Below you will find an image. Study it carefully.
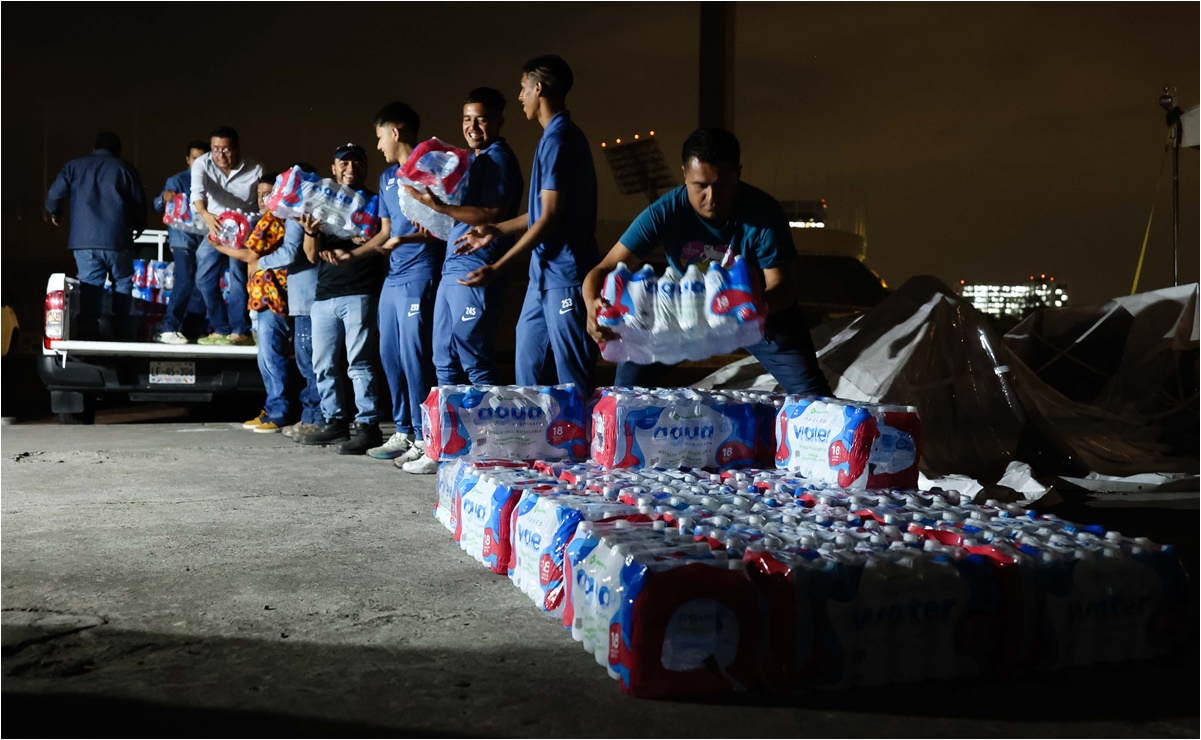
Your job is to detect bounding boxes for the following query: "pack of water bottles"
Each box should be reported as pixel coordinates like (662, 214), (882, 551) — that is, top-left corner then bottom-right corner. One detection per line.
(598, 256), (766, 365)
(132, 259), (171, 304)
(161, 193), (207, 235)
(775, 396), (924, 490)
(263, 165), (381, 240)
(432, 457), (1190, 698)
(211, 210), (255, 248)
(589, 387), (782, 470)
(396, 137), (472, 241)
(421, 384), (588, 463)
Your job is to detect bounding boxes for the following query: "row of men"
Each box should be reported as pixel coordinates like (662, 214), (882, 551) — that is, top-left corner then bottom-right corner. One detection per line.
(46, 54), (832, 474)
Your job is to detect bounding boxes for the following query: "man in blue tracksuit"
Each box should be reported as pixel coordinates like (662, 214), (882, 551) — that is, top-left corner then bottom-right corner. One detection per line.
(405, 87), (524, 387)
(45, 132), (147, 340)
(398, 87), (524, 474)
(153, 140), (210, 344)
(457, 55), (599, 400)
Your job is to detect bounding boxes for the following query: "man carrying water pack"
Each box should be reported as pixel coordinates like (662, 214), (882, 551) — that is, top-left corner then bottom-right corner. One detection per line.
(582, 128), (832, 396)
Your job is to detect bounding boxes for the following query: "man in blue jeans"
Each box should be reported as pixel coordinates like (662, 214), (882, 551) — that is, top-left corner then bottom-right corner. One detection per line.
(45, 132), (147, 340)
(153, 140), (210, 344)
(295, 144), (385, 454)
(212, 174), (304, 434)
(319, 103), (445, 465)
(190, 126), (262, 346)
(583, 128), (832, 397)
(250, 163), (323, 437)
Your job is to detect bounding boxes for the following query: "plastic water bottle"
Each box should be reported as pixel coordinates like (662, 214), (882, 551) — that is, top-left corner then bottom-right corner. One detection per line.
(678, 263), (706, 337)
(627, 265), (657, 331)
(704, 261), (739, 348)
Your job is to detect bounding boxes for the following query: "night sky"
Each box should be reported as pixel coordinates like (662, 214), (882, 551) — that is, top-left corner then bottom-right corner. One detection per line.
(3, 2), (1196, 307)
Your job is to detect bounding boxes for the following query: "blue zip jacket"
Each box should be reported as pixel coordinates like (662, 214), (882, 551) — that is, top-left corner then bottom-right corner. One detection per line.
(153, 168), (203, 249)
(45, 149), (147, 250)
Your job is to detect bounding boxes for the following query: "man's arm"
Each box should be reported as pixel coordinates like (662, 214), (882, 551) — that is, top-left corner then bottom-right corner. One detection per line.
(457, 190), (559, 286)
(760, 263), (797, 314)
(258, 220), (304, 271)
(189, 157), (220, 236)
(299, 214), (324, 264)
(44, 166), (70, 225)
(152, 177), (171, 214)
(127, 167), (147, 235)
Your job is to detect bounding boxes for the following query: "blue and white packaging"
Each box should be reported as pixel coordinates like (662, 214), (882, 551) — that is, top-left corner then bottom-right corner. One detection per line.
(458, 470), (561, 574)
(590, 389), (763, 470)
(775, 397), (923, 490)
(510, 491), (590, 614)
(423, 385), (588, 462)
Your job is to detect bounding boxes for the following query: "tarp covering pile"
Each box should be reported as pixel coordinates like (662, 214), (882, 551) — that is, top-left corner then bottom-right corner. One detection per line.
(697, 277), (1199, 490)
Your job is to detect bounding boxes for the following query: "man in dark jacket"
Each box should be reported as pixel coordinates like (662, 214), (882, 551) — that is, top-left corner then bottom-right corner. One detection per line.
(45, 131), (147, 339)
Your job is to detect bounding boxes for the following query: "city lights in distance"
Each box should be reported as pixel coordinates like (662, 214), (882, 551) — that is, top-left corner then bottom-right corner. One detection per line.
(789, 220), (825, 228)
(960, 275), (1070, 319)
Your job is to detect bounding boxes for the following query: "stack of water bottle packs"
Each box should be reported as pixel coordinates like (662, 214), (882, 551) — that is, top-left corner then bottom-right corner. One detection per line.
(598, 257), (767, 365)
(424, 385), (1191, 698)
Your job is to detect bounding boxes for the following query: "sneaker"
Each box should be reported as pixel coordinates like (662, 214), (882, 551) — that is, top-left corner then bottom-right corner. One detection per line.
(155, 331), (189, 345)
(366, 431), (415, 459)
(226, 333), (256, 346)
(295, 421), (350, 446)
(253, 421), (282, 434)
(197, 333), (229, 346)
(401, 452), (439, 475)
(392, 441), (428, 467)
(285, 422), (321, 440)
(243, 410), (268, 429)
(339, 422), (383, 455)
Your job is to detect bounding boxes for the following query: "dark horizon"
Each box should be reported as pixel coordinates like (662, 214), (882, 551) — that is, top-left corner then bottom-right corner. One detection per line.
(3, 2), (1197, 308)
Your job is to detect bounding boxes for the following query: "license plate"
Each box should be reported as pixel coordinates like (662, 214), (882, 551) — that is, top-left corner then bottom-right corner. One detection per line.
(150, 361), (196, 385)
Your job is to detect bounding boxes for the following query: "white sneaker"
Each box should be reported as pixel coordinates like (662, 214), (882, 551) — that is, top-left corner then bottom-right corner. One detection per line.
(367, 431), (415, 459)
(155, 331), (189, 345)
(392, 441), (427, 467)
(401, 452), (439, 475)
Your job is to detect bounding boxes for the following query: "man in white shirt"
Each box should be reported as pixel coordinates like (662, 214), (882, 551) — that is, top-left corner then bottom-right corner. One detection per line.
(190, 126), (262, 346)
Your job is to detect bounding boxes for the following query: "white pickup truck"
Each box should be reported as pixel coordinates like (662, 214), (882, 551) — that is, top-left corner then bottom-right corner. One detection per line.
(38, 230), (262, 423)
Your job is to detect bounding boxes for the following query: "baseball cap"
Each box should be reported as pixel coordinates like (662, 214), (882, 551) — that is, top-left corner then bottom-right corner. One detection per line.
(333, 143), (367, 161)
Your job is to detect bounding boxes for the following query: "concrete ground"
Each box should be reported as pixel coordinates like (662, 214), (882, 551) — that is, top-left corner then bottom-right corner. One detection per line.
(2, 418), (1198, 737)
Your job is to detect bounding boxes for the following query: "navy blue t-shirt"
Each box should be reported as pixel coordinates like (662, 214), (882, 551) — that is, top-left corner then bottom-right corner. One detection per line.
(526, 111), (599, 290)
(378, 163), (445, 286)
(619, 183), (796, 273)
(443, 139), (524, 284)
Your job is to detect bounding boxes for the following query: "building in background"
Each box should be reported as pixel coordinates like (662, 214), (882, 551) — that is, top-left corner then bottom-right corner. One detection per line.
(959, 274), (1070, 320)
(779, 198), (889, 325)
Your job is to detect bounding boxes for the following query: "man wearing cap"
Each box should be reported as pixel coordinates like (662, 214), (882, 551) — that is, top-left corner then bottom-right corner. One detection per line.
(190, 125), (262, 346)
(45, 131), (147, 340)
(294, 143), (385, 454)
(318, 103), (445, 466)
